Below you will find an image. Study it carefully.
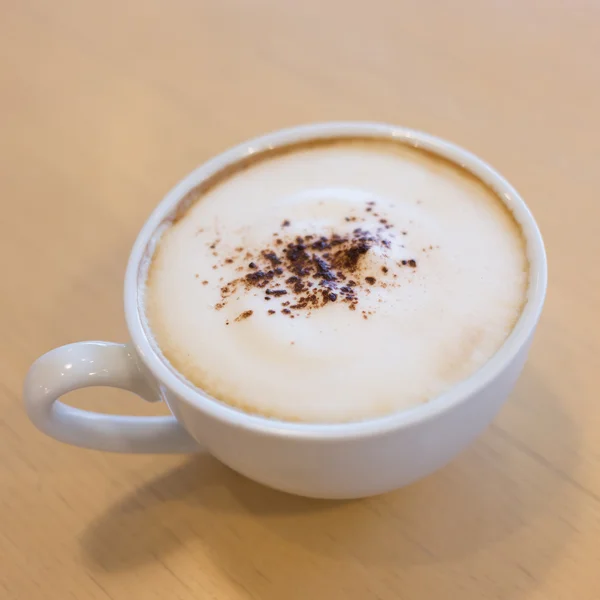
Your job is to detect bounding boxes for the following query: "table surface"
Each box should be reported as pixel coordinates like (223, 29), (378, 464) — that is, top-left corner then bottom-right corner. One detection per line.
(2, 1), (600, 598)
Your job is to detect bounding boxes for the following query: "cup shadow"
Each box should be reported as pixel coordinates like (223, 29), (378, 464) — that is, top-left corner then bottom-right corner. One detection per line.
(81, 369), (579, 599)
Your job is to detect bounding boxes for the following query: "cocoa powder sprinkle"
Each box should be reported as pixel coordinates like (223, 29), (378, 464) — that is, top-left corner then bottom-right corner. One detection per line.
(235, 310), (253, 321)
(211, 208), (422, 321)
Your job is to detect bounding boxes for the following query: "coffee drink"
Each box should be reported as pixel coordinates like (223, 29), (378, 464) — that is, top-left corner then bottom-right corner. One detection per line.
(144, 138), (528, 423)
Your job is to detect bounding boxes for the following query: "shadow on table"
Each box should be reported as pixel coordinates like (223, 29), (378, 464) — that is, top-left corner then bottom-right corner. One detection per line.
(81, 370), (579, 599)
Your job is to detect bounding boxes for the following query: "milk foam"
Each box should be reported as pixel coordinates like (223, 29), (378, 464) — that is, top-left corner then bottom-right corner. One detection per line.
(145, 139), (528, 422)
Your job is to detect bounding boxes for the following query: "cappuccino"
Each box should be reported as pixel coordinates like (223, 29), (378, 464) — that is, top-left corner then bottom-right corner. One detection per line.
(144, 138), (528, 422)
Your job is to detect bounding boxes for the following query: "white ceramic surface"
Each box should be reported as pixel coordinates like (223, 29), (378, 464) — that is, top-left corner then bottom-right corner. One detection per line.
(23, 122), (547, 499)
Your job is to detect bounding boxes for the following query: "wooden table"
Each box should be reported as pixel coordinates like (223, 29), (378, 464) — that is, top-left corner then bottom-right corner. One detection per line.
(2, 1), (599, 598)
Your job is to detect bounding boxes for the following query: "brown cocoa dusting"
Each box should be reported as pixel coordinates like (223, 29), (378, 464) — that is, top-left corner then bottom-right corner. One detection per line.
(246, 270), (266, 282)
(235, 310), (253, 322)
(202, 280), (208, 285)
(268, 309), (275, 315)
(263, 250), (282, 266)
(408, 259), (417, 268)
(212, 207), (417, 320)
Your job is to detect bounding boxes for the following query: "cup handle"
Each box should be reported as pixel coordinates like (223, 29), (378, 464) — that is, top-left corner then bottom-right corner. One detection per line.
(24, 341), (200, 453)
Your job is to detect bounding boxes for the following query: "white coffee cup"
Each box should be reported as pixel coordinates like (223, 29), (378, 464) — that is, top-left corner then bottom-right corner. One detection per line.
(23, 122), (547, 499)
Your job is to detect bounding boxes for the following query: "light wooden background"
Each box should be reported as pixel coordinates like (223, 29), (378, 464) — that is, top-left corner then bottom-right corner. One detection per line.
(2, 1), (600, 598)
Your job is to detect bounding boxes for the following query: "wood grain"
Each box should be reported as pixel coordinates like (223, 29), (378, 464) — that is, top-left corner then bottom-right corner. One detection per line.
(1, 1), (599, 598)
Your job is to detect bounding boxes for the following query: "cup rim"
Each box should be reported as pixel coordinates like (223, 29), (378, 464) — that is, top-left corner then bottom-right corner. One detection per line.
(125, 121), (547, 440)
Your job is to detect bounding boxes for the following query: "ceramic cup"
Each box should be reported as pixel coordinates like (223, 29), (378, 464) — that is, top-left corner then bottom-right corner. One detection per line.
(24, 122), (547, 499)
